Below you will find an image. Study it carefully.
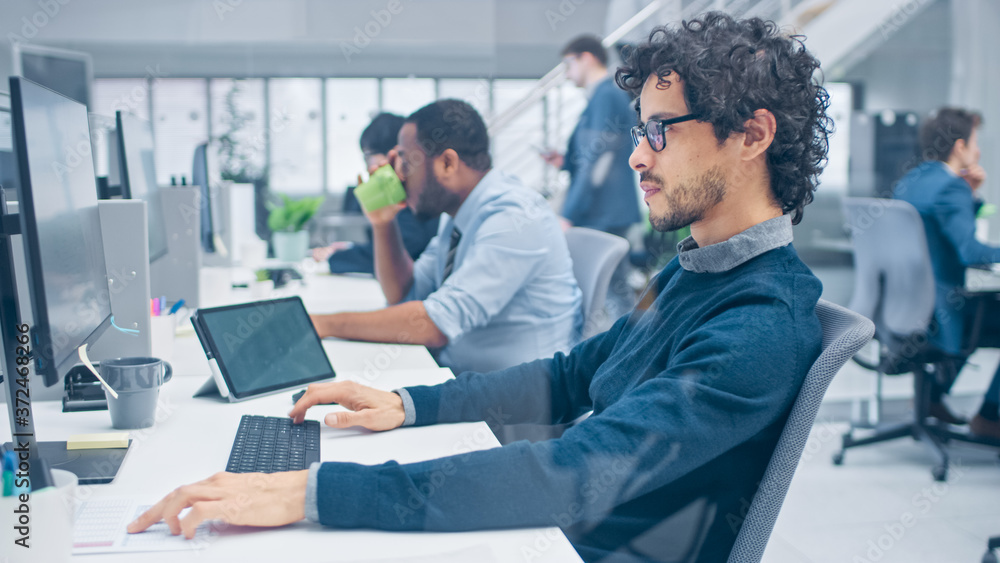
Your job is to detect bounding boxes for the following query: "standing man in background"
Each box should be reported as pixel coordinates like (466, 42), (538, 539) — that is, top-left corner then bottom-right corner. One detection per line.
(542, 35), (640, 237)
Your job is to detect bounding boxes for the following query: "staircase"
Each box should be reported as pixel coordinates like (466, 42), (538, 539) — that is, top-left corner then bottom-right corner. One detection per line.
(489, 0), (938, 199)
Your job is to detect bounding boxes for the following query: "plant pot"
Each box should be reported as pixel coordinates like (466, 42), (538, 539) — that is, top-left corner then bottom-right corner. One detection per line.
(272, 231), (309, 262)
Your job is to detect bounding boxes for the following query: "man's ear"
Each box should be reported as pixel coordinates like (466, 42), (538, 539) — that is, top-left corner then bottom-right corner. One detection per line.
(741, 109), (777, 162)
(952, 138), (968, 159)
(436, 148), (461, 178)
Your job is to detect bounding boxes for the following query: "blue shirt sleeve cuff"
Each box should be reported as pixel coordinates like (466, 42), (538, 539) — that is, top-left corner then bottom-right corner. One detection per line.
(422, 294), (463, 342)
(393, 389), (416, 427)
(305, 461), (321, 523)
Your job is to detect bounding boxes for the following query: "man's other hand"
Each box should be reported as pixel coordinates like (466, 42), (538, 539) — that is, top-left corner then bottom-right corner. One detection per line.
(961, 164), (987, 191)
(540, 150), (564, 169)
(289, 380), (406, 431)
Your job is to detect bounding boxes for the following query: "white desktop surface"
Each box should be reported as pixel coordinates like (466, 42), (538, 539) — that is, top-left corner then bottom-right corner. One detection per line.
(5, 270), (582, 562)
(3, 373), (582, 562)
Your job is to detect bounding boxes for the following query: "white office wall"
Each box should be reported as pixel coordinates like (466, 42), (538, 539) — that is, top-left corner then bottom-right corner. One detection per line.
(950, 0), (1000, 240)
(839, 0), (951, 114)
(0, 0), (610, 79)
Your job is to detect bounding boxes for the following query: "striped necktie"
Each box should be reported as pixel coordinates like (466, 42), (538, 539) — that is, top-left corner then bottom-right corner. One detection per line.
(442, 226), (462, 281)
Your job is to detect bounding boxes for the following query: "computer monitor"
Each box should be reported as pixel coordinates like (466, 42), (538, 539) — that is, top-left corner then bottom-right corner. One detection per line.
(0, 94), (16, 202)
(8, 76), (112, 386)
(192, 143), (216, 253)
(116, 111), (169, 262)
(88, 112), (121, 198)
(12, 43), (93, 109)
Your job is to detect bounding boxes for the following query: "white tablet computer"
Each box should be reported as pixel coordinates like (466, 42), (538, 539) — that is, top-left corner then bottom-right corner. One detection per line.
(190, 296), (336, 402)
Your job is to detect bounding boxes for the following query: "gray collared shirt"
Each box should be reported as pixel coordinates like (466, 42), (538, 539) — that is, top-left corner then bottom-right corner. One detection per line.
(676, 214), (794, 274)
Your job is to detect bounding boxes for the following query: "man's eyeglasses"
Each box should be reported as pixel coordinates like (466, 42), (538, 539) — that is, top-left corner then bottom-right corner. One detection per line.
(630, 114), (698, 152)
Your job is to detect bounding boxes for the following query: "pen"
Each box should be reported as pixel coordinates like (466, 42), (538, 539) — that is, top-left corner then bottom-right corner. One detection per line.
(2, 452), (13, 496)
(151, 298), (160, 317)
(168, 299), (185, 315)
(159, 296), (166, 313)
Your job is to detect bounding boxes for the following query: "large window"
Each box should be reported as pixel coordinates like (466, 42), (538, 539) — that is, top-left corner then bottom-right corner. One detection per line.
(92, 79), (153, 179)
(493, 79), (545, 192)
(326, 78), (379, 192)
(151, 79), (208, 185)
(438, 78), (492, 119)
(268, 78), (323, 195)
(95, 75), (577, 198)
(92, 78), (151, 120)
(382, 77), (435, 117)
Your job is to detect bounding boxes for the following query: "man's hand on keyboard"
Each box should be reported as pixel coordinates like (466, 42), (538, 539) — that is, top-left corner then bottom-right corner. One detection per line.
(127, 470), (309, 539)
(289, 381), (405, 432)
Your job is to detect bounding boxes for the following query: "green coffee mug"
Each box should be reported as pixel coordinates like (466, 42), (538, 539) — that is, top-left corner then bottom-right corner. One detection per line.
(354, 164), (406, 212)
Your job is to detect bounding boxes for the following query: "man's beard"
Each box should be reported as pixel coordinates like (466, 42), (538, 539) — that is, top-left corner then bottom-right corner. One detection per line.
(646, 166), (727, 233)
(412, 168), (461, 221)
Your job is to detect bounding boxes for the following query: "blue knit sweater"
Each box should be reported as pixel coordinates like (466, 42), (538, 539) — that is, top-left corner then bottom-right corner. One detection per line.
(310, 216), (822, 562)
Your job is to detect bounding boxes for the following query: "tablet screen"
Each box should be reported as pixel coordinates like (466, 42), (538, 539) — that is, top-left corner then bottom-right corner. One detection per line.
(195, 297), (335, 399)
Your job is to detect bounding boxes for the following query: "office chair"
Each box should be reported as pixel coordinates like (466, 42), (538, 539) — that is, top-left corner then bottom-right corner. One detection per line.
(565, 227), (630, 339)
(984, 535), (1000, 563)
(834, 198), (996, 481)
(727, 300), (874, 563)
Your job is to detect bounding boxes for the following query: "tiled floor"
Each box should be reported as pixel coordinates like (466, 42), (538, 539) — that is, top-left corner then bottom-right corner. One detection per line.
(764, 349), (1000, 562)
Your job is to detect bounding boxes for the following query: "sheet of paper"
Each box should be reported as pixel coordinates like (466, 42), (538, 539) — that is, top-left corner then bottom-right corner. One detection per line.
(73, 498), (215, 554)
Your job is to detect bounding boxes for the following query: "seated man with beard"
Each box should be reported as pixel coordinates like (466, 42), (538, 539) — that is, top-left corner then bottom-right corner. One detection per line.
(310, 99), (582, 375)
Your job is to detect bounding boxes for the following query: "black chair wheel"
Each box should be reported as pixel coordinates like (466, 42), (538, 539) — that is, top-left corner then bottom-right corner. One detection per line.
(832, 451), (844, 465)
(932, 465), (947, 482)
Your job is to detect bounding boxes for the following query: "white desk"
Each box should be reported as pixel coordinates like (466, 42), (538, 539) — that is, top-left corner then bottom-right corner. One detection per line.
(3, 271), (583, 562)
(3, 372), (582, 562)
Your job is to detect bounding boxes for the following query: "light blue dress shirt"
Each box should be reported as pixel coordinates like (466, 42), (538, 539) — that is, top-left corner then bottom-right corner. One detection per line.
(404, 169), (583, 375)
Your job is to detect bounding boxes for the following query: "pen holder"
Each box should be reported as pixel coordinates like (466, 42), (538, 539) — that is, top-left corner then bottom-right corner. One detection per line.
(149, 315), (176, 364)
(0, 468), (77, 562)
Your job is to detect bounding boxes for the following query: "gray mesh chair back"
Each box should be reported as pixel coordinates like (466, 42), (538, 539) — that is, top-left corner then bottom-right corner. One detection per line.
(565, 227), (630, 339)
(726, 300), (874, 563)
(842, 197), (935, 338)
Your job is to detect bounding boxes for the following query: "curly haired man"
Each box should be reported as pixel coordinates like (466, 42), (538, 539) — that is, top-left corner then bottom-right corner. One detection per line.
(131, 13), (833, 563)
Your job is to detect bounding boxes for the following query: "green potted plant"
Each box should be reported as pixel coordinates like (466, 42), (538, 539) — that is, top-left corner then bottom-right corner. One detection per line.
(267, 194), (325, 262)
(215, 80), (270, 242)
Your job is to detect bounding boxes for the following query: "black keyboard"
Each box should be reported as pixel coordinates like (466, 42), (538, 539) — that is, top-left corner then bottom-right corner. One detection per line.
(226, 415), (320, 473)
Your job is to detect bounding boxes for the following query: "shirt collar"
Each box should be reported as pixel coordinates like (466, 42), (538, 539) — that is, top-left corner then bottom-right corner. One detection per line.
(676, 214), (793, 273)
(451, 168), (500, 234)
(933, 160), (959, 178)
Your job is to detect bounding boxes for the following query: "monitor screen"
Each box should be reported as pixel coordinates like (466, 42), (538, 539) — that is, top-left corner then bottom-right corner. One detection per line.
(9, 77), (111, 385)
(0, 99), (16, 200)
(117, 112), (169, 262)
(16, 46), (92, 108)
(192, 143), (215, 253)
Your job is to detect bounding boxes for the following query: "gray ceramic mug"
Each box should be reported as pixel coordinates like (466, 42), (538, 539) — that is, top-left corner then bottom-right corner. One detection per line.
(100, 357), (173, 429)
